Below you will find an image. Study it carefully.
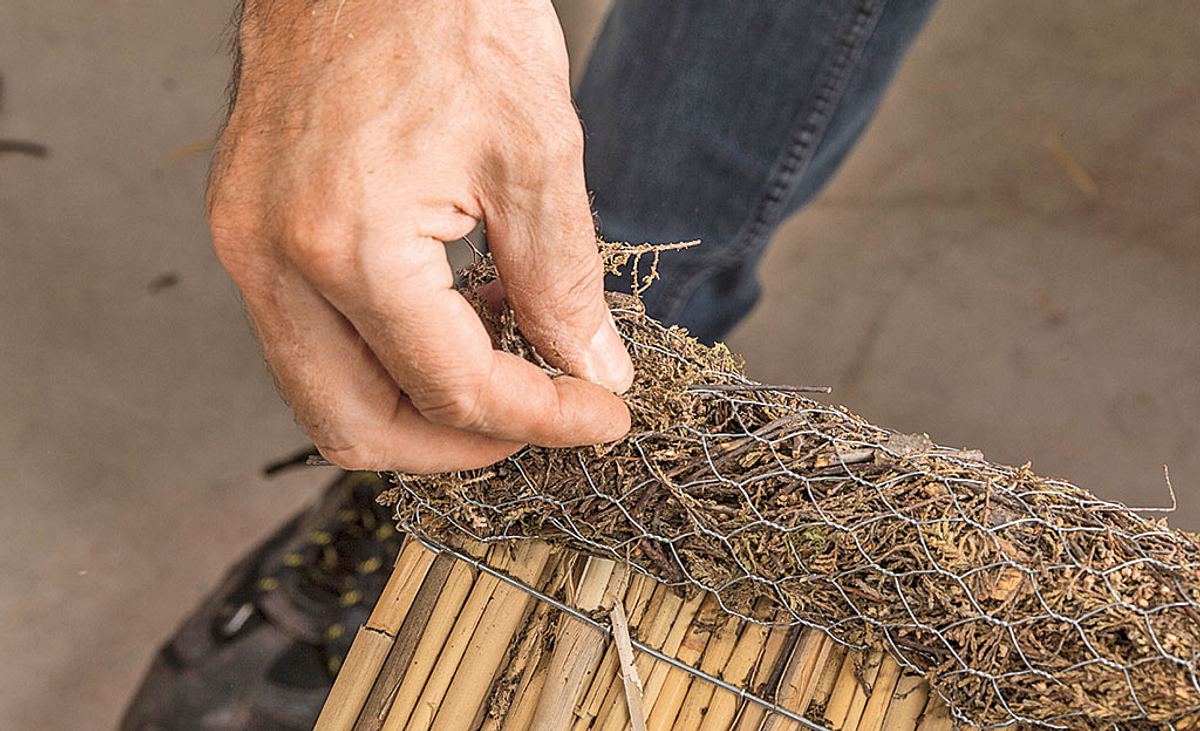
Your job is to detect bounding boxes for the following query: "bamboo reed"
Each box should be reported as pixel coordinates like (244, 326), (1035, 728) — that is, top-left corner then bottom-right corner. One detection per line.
(827, 651), (883, 730)
(645, 594), (724, 730)
(603, 590), (705, 731)
(480, 557), (573, 730)
(573, 638), (619, 731)
(354, 554), (456, 730)
(773, 641), (847, 731)
(529, 557), (618, 730)
(499, 644), (552, 731)
(403, 544), (518, 730)
(316, 628), (395, 731)
(915, 696), (955, 731)
(857, 657), (903, 731)
(574, 575), (655, 731)
(318, 537), (954, 731)
(695, 616), (769, 731)
(315, 539), (434, 731)
(368, 540), (437, 634)
(608, 602), (648, 731)
(730, 626), (794, 731)
(380, 559), (477, 730)
(880, 672), (931, 731)
(591, 585), (686, 731)
(761, 630), (833, 731)
(430, 541), (553, 731)
(822, 651), (859, 728)
(672, 613), (743, 728)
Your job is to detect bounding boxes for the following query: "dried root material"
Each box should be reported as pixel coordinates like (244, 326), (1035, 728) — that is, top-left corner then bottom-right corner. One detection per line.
(382, 247), (1200, 729)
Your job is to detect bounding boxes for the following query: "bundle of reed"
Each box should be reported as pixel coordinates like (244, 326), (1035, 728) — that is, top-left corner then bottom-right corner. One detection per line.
(315, 534), (951, 731)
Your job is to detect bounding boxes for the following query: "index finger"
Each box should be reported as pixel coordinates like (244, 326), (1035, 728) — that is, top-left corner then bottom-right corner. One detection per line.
(301, 234), (632, 447)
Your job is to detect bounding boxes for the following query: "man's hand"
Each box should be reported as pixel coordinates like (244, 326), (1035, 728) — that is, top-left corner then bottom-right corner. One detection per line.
(207, 0), (633, 473)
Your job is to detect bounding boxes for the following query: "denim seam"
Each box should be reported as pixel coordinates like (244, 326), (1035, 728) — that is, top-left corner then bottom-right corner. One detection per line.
(660, 0), (890, 321)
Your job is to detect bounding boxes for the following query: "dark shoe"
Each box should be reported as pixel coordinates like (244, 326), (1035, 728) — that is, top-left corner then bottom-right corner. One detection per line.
(121, 467), (400, 731)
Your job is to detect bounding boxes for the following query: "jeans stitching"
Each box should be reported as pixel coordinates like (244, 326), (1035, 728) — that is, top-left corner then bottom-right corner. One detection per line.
(660, 0), (891, 321)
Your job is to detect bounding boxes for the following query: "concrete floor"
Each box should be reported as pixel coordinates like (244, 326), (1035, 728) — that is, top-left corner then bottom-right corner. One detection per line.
(1, 1), (1197, 728)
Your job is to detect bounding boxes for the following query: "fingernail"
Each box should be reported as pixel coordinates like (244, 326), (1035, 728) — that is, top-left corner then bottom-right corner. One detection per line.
(583, 313), (635, 394)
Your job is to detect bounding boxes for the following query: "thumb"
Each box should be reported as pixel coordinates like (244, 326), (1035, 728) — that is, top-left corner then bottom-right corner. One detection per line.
(481, 146), (633, 394)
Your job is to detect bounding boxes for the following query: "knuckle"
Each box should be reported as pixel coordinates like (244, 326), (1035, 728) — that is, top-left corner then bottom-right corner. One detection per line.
(539, 254), (604, 324)
(416, 379), (489, 432)
(207, 198), (260, 280)
(310, 420), (386, 470)
(303, 396), (402, 472)
(315, 441), (382, 471)
(489, 114), (583, 194)
(280, 209), (351, 277)
(539, 119), (584, 164)
(207, 216), (239, 264)
(211, 183), (355, 281)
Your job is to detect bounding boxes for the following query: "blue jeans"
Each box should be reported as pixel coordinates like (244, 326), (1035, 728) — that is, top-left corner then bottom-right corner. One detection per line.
(578, 0), (936, 343)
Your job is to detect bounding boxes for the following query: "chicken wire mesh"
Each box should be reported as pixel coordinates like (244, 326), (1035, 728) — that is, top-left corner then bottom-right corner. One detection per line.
(379, 247), (1200, 730)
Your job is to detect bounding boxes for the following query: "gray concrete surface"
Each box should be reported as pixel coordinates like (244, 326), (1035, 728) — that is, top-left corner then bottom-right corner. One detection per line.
(1, 1), (1197, 728)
